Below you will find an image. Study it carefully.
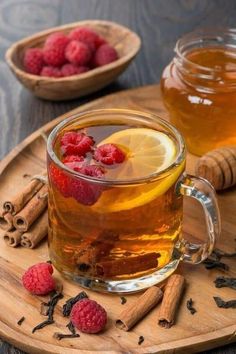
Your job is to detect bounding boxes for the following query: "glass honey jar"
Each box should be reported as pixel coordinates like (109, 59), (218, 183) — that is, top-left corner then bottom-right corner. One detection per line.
(161, 28), (236, 156)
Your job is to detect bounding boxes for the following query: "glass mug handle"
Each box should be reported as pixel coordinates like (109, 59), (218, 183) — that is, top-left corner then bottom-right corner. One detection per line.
(176, 173), (221, 264)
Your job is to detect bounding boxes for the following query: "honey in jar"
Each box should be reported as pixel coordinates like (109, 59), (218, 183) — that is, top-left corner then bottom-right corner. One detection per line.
(161, 29), (236, 156)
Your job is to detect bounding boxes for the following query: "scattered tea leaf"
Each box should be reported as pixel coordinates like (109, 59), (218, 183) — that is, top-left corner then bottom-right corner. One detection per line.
(32, 319), (55, 333)
(213, 249), (236, 260)
(32, 291), (63, 333)
(138, 335), (144, 345)
(66, 321), (76, 335)
(53, 332), (80, 340)
(214, 276), (236, 290)
(186, 298), (197, 315)
(213, 296), (236, 309)
(17, 316), (25, 326)
(62, 291), (88, 317)
(120, 296), (127, 305)
(203, 258), (229, 270)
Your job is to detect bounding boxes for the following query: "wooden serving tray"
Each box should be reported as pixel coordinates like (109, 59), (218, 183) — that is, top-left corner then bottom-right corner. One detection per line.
(0, 85), (235, 354)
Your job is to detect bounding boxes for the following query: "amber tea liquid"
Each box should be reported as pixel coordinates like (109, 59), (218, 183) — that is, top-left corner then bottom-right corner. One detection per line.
(48, 122), (184, 282)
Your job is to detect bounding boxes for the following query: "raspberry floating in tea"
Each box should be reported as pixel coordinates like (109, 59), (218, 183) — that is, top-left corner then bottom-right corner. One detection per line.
(94, 143), (126, 165)
(60, 131), (94, 156)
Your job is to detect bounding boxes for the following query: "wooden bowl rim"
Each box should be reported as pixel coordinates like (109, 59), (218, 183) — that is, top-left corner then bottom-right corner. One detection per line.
(5, 20), (141, 83)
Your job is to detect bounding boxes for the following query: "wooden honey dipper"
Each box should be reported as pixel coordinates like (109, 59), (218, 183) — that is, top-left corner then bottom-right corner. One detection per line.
(195, 146), (236, 191)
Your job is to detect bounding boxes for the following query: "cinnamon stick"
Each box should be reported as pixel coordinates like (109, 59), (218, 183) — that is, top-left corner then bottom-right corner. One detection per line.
(116, 286), (163, 331)
(0, 212), (13, 231)
(13, 185), (48, 232)
(3, 171), (47, 215)
(21, 211), (48, 248)
(96, 252), (160, 277)
(3, 229), (23, 247)
(157, 274), (185, 328)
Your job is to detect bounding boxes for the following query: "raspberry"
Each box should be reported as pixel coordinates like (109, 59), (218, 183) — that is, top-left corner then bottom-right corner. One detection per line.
(49, 163), (71, 197)
(78, 165), (105, 177)
(40, 66), (62, 78)
(94, 143), (125, 165)
(23, 48), (44, 75)
(22, 262), (55, 295)
(61, 63), (89, 77)
(61, 131), (94, 156)
(63, 155), (84, 163)
(44, 32), (69, 49)
(70, 298), (107, 333)
(68, 27), (105, 51)
(93, 44), (118, 67)
(43, 44), (67, 67)
(70, 165), (104, 205)
(65, 40), (92, 66)
(63, 155), (84, 171)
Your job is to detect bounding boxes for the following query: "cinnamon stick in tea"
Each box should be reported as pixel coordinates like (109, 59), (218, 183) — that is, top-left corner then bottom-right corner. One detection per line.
(3, 229), (23, 247)
(21, 211), (48, 248)
(158, 274), (185, 328)
(116, 286), (163, 331)
(96, 252), (160, 277)
(3, 171), (47, 215)
(13, 185), (48, 232)
(0, 212), (13, 231)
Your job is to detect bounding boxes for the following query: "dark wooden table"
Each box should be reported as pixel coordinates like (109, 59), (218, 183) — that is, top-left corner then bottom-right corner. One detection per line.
(0, 0), (236, 353)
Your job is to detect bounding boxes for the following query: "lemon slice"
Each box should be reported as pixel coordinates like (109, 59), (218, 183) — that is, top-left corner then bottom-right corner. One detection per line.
(98, 128), (177, 179)
(92, 128), (183, 212)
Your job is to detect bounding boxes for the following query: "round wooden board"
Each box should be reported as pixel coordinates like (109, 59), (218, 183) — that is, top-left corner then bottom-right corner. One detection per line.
(0, 85), (235, 354)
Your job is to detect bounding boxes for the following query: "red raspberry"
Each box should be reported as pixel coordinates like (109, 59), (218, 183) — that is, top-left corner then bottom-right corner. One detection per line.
(49, 163), (71, 197)
(70, 299), (107, 333)
(43, 44), (67, 67)
(61, 63), (89, 77)
(23, 48), (44, 75)
(22, 262), (55, 295)
(70, 165), (104, 205)
(61, 131), (94, 156)
(68, 27), (105, 51)
(65, 40), (92, 66)
(78, 165), (105, 177)
(63, 155), (84, 171)
(40, 66), (62, 78)
(93, 44), (118, 67)
(94, 143), (125, 165)
(63, 155), (84, 163)
(44, 32), (69, 48)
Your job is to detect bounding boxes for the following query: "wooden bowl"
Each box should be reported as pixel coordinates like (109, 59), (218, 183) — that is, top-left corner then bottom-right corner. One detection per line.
(5, 20), (141, 101)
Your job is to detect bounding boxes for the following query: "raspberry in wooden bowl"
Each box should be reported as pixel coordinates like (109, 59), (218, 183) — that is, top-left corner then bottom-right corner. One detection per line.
(5, 20), (141, 101)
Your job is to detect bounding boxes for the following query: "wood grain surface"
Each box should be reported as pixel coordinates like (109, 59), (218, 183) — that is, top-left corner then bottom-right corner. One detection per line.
(1, 1), (236, 353)
(0, 84), (236, 354)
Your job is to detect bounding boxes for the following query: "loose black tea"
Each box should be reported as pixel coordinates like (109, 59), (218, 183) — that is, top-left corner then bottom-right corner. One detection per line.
(17, 316), (25, 326)
(32, 319), (54, 333)
(66, 321), (76, 335)
(62, 291), (88, 317)
(214, 276), (236, 290)
(53, 332), (80, 340)
(32, 291), (63, 333)
(186, 298), (197, 315)
(203, 258), (229, 271)
(213, 296), (236, 309)
(120, 296), (127, 305)
(213, 249), (236, 260)
(138, 336), (144, 345)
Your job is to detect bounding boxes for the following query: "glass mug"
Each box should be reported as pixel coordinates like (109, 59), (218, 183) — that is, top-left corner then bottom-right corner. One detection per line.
(47, 109), (220, 293)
